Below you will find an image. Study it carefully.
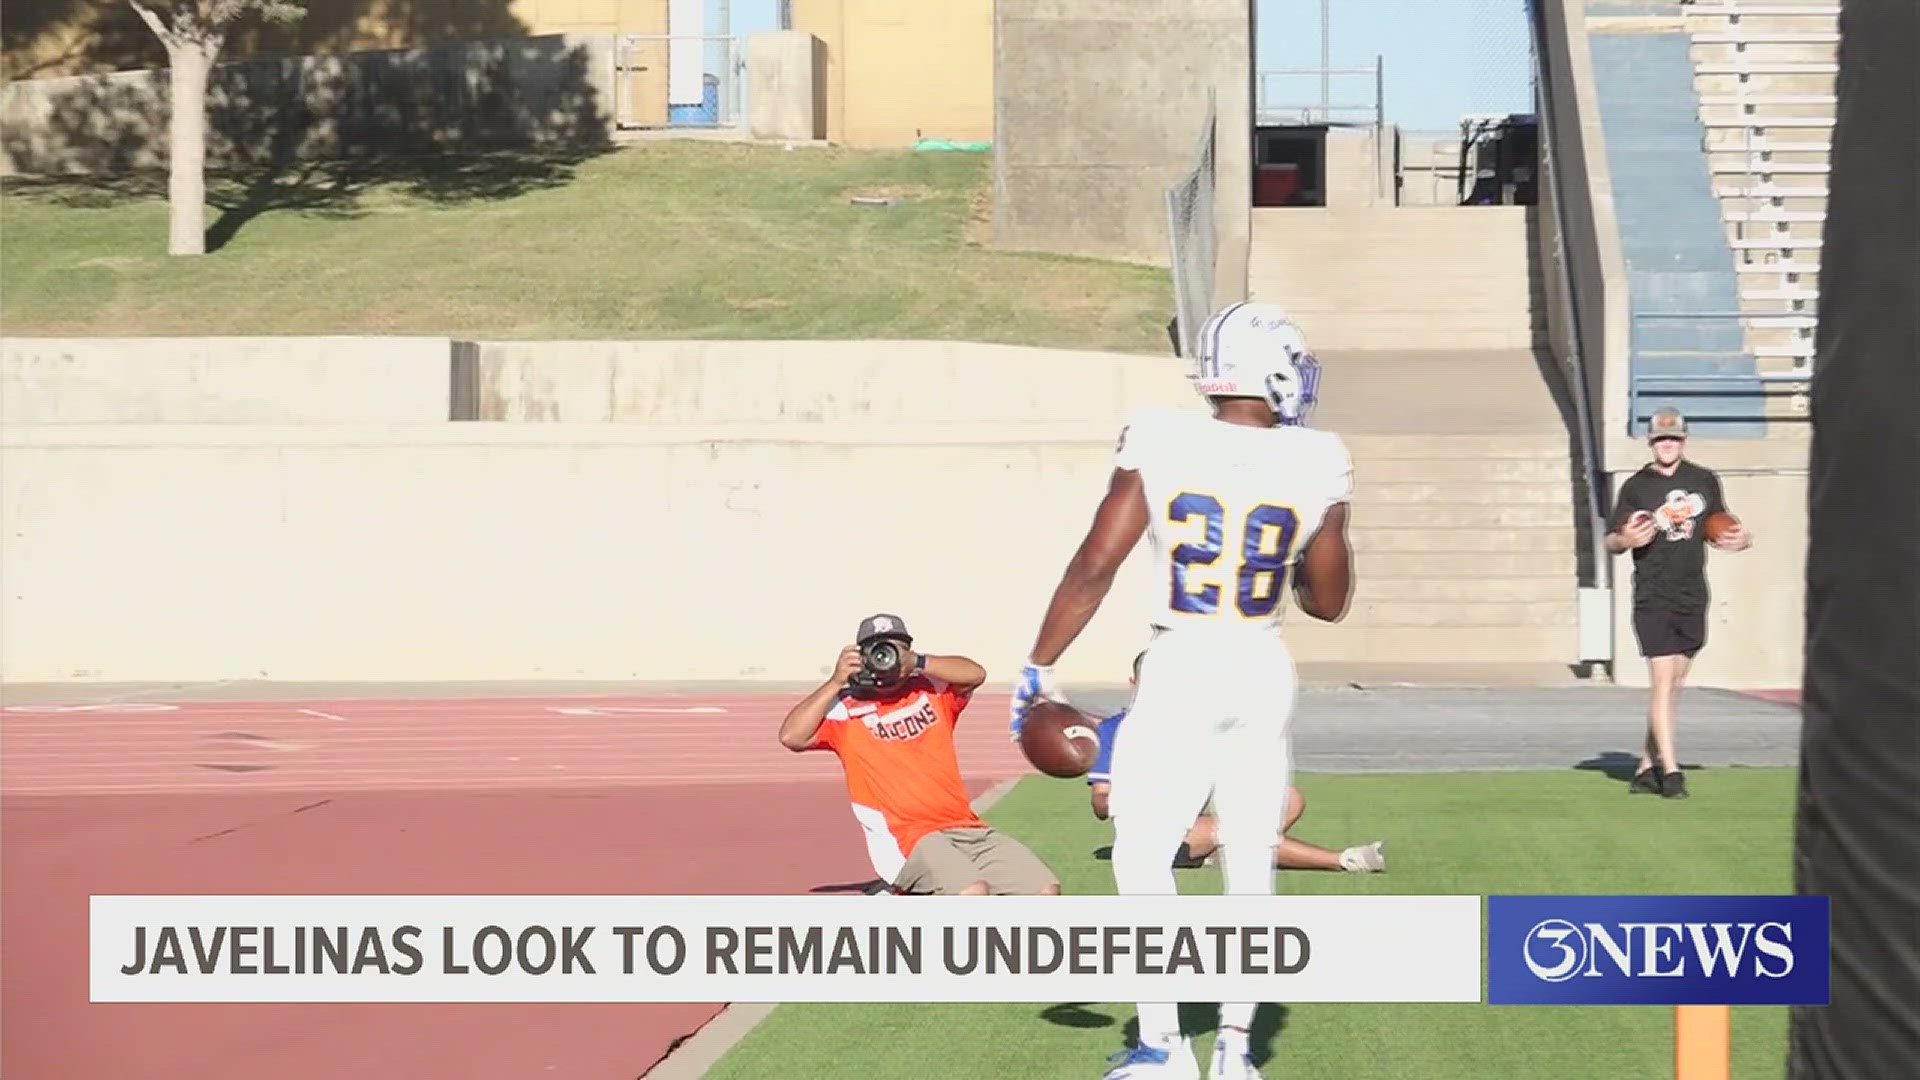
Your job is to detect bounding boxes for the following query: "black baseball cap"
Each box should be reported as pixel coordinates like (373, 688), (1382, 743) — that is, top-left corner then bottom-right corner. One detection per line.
(856, 614), (912, 646)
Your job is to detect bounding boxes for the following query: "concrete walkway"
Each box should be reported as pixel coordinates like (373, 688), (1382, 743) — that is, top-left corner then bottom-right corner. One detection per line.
(1069, 684), (1802, 773)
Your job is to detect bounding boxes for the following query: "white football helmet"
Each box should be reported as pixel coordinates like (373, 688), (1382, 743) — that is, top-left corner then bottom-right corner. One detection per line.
(1191, 301), (1322, 425)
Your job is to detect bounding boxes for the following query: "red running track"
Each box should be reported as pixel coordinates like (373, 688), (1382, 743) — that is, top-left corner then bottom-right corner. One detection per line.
(0, 691), (1030, 1079)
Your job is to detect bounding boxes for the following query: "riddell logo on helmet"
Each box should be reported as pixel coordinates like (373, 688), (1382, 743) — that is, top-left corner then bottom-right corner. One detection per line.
(1193, 380), (1236, 394)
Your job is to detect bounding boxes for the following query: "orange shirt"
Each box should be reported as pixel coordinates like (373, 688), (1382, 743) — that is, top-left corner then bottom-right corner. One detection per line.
(805, 675), (984, 882)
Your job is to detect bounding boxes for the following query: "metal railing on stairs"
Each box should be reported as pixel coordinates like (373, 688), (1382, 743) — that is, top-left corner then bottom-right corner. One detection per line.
(1529, 1), (1612, 666)
(1255, 58), (1388, 203)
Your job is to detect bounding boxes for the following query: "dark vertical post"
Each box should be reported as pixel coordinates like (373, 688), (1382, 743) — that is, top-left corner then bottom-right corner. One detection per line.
(1788, 0), (1920, 1076)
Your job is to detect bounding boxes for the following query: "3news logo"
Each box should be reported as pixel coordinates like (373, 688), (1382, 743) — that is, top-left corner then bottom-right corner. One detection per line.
(1487, 895), (1830, 1006)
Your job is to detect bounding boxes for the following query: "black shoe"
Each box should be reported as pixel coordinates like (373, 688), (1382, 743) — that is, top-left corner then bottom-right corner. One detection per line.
(1629, 767), (1663, 795)
(1661, 770), (1690, 799)
(1171, 842), (1208, 870)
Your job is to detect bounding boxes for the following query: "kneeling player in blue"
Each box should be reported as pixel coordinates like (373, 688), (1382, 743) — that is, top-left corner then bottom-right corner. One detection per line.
(1088, 652), (1386, 874)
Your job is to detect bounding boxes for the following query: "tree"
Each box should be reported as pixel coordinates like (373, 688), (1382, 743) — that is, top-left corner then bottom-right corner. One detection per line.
(128, 1), (305, 256)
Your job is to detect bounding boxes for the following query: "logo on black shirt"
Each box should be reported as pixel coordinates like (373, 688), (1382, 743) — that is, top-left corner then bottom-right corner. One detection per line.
(1654, 489), (1707, 542)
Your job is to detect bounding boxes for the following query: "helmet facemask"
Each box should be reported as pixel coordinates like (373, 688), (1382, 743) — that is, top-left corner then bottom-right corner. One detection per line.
(1263, 350), (1321, 426)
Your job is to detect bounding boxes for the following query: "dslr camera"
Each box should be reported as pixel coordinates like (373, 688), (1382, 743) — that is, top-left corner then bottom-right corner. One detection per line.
(851, 638), (905, 690)
(847, 613), (914, 695)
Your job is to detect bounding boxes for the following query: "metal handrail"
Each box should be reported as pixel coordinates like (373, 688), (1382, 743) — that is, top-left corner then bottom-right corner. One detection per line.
(1634, 310), (1819, 320)
(1255, 62), (1385, 129)
(1528, 7), (1610, 602)
(1255, 58), (1387, 201)
(1634, 374), (1811, 383)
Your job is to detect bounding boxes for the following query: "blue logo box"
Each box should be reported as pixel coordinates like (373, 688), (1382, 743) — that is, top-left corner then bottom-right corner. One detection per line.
(1487, 895), (1830, 1006)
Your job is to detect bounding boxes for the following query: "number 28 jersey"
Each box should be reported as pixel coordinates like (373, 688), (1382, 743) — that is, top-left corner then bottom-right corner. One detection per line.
(1114, 407), (1353, 635)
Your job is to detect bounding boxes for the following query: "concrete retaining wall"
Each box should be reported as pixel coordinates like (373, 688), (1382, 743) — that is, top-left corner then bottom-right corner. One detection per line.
(2, 337), (1188, 425)
(468, 340), (1191, 423)
(1, 34), (615, 176)
(1, 423), (1165, 684)
(3, 422), (1807, 688)
(992, 0), (1252, 301)
(1, 337), (459, 423)
(2, 336), (1193, 684)
(1538, 0), (1630, 455)
(2, 328), (1810, 688)
(745, 32), (824, 142)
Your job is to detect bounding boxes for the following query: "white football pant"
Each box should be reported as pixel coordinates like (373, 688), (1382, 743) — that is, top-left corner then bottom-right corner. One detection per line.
(1107, 627), (1298, 1047)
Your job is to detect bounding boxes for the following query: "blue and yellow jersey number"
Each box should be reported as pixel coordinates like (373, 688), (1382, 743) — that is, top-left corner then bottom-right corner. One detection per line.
(1164, 491), (1302, 619)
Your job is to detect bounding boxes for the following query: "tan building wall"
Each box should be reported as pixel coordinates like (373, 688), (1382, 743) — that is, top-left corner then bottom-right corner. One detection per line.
(3, 0), (662, 81)
(788, 0), (992, 147)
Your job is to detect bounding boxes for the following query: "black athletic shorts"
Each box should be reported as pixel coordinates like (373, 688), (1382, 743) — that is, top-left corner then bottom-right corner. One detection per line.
(1633, 606), (1707, 659)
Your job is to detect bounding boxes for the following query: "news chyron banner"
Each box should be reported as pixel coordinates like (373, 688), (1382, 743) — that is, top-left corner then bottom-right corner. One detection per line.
(1487, 895), (1831, 1007)
(90, 894), (1832, 1007)
(92, 895), (1481, 1004)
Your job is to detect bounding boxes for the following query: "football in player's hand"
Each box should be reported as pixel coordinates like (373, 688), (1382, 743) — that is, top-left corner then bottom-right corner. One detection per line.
(1019, 701), (1101, 779)
(1704, 511), (1740, 545)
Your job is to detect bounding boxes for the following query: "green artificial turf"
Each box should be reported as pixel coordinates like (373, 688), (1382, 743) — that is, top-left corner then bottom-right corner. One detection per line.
(706, 767), (1794, 1079)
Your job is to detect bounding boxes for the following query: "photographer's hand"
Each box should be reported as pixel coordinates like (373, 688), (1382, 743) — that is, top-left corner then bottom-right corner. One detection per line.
(777, 646), (862, 752)
(834, 645), (864, 685)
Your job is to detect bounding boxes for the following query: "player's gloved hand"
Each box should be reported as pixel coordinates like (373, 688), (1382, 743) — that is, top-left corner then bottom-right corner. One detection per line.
(1009, 662), (1067, 742)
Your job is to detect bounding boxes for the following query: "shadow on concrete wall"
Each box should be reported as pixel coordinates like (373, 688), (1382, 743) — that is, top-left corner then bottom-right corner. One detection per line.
(1519, 203), (1608, 590)
(3, 0), (537, 81)
(2, 31), (615, 250)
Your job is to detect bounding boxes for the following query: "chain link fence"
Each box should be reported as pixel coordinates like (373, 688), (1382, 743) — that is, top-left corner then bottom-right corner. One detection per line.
(1164, 88), (1218, 360)
(1423, 1), (1541, 205)
(1465, 0), (1539, 120)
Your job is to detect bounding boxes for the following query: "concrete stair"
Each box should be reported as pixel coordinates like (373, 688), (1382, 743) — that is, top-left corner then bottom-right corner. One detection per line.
(1307, 349), (1565, 436)
(1244, 130), (1575, 670)
(1281, 419), (1577, 668)
(1685, 1), (1837, 384)
(1247, 206), (1545, 351)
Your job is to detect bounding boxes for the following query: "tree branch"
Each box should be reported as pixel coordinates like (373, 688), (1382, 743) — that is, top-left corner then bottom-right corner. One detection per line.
(126, 1), (177, 47)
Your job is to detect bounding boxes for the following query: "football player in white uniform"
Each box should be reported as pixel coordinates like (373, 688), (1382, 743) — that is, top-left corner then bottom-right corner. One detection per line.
(1008, 302), (1356, 1080)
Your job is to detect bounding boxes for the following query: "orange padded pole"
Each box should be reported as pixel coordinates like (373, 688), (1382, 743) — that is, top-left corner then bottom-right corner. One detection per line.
(1674, 1005), (1731, 1080)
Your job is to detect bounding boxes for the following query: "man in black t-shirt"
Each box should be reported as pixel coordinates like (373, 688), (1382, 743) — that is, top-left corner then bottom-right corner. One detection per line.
(1605, 408), (1753, 799)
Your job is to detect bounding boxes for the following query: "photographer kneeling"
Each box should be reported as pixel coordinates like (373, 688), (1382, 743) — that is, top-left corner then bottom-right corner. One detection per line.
(779, 614), (1061, 897)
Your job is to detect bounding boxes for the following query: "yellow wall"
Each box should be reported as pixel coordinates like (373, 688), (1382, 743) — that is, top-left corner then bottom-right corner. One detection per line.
(3, 0), (663, 81)
(789, 0), (992, 147)
(6, 0), (989, 145)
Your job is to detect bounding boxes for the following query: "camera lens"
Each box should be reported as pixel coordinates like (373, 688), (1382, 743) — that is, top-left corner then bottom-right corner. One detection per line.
(868, 642), (899, 670)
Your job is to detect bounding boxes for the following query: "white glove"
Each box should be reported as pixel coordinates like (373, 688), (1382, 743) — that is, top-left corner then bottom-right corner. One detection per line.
(1009, 662), (1068, 742)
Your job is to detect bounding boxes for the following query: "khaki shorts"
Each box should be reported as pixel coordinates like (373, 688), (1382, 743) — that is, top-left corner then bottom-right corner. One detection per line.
(893, 826), (1059, 896)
